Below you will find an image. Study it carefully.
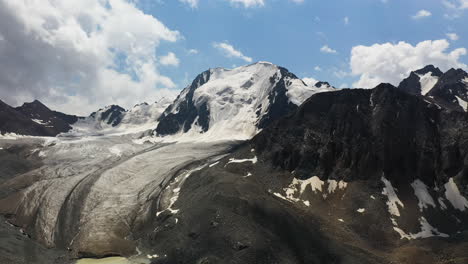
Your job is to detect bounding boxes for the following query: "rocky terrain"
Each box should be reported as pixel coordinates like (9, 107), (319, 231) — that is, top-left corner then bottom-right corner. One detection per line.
(0, 63), (467, 264)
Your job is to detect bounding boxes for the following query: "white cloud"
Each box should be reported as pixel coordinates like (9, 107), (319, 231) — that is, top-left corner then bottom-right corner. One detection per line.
(444, 0), (468, 10)
(228, 0), (265, 8)
(350, 39), (467, 88)
(344, 16), (349, 25)
(0, 0), (181, 115)
(443, 0), (468, 18)
(314, 66), (322, 71)
(159, 52), (180, 66)
(412, 9), (432, 19)
(302, 77), (318, 87)
(179, 0), (265, 8)
(320, 45), (337, 54)
(447, 33), (460, 40)
(213, 42), (253, 63)
(188, 49), (199, 54)
(179, 0), (199, 8)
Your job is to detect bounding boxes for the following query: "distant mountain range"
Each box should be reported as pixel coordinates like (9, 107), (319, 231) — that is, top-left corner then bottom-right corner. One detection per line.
(3, 62), (465, 139)
(1, 62), (467, 264)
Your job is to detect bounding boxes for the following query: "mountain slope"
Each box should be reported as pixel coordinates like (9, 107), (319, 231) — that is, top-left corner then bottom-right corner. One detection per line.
(427, 68), (468, 112)
(16, 100), (79, 134)
(398, 66), (468, 112)
(155, 62), (335, 140)
(70, 99), (172, 135)
(0, 100), (78, 137)
(143, 84), (468, 264)
(398, 65), (443, 96)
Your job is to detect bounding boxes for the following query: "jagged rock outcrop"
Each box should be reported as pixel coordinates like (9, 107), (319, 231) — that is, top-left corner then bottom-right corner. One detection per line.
(253, 84), (468, 186)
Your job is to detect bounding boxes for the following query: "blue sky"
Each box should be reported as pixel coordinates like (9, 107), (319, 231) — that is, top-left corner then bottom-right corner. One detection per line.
(0, 0), (467, 114)
(142, 0), (468, 89)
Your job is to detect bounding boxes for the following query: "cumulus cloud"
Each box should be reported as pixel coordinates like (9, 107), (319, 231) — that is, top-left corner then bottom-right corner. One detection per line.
(447, 33), (460, 40)
(213, 42), (253, 63)
(412, 9), (432, 19)
(0, 0), (181, 115)
(314, 66), (322, 71)
(159, 52), (180, 66)
(302, 77), (318, 87)
(320, 45), (337, 54)
(350, 39), (467, 88)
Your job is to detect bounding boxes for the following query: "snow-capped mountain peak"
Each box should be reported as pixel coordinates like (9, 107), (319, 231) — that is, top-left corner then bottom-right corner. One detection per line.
(155, 62), (335, 141)
(398, 65), (443, 96)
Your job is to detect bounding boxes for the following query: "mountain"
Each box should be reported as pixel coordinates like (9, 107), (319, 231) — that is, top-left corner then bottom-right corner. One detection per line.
(89, 105), (127, 127)
(314, 81), (335, 90)
(427, 68), (468, 112)
(155, 62), (335, 140)
(398, 65), (443, 95)
(120, 98), (173, 127)
(398, 66), (468, 112)
(144, 84), (468, 264)
(70, 99), (172, 135)
(0, 100), (79, 137)
(16, 100), (79, 133)
(1, 64), (468, 264)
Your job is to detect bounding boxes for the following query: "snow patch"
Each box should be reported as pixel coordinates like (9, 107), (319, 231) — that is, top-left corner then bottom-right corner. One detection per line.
(338, 218), (344, 223)
(31, 119), (49, 125)
(393, 217), (448, 240)
(438, 197), (447, 210)
(157, 165), (206, 216)
(416, 72), (439, 95)
(411, 179), (436, 211)
(295, 176), (324, 193)
(381, 176), (404, 217)
(209, 161), (220, 167)
(357, 208), (365, 213)
(226, 156), (257, 165)
(370, 195), (376, 200)
(327, 179), (347, 193)
(147, 254), (159, 259)
(444, 178), (468, 211)
(455, 96), (467, 112)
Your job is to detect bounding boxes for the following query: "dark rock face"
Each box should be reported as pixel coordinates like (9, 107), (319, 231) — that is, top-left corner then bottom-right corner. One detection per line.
(16, 100), (79, 134)
(252, 84), (468, 186)
(0, 100), (50, 136)
(139, 160), (382, 264)
(90, 105), (126, 127)
(427, 68), (468, 112)
(143, 85), (468, 264)
(1, 100), (79, 137)
(256, 67), (301, 129)
(398, 66), (468, 112)
(314, 81), (333, 89)
(156, 70), (212, 136)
